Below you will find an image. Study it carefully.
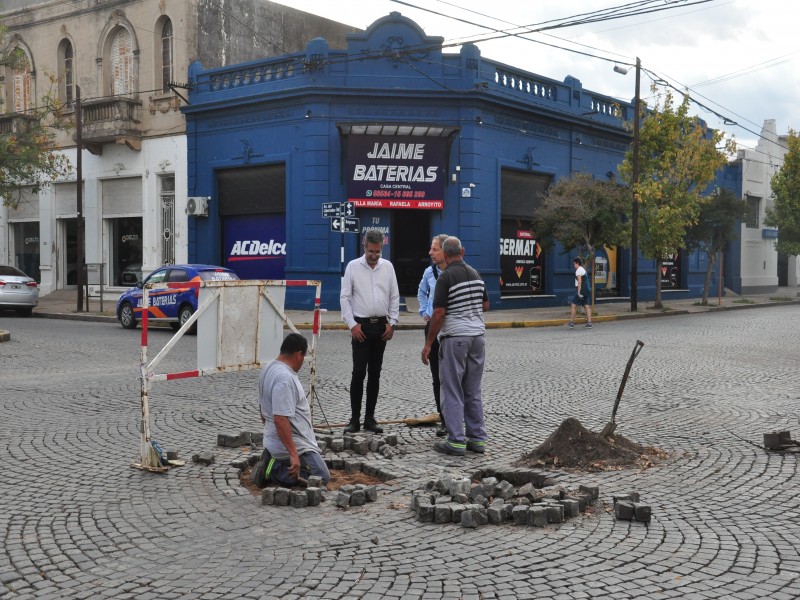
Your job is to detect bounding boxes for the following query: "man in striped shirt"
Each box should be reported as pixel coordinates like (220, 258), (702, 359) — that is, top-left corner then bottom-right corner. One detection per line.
(421, 236), (489, 456)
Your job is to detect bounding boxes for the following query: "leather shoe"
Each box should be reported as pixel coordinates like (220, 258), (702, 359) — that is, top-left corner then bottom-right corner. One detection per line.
(363, 419), (383, 434)
(343, 420), (360, 433)
(435, 423), (447, 437)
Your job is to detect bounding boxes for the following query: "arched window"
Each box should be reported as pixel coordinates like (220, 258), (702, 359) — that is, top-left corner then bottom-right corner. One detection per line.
(58, 39), (74, 107)
(110, 28), (134, 95)
(10, 49), (33, 113)
(160, 19), (173, 93)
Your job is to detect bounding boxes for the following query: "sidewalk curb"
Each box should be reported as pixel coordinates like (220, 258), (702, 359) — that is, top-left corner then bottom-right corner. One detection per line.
(29, 299), (800, 330)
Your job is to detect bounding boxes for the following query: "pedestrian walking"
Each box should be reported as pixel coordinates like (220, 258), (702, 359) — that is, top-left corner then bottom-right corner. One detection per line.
(340, 229), (400, 434)
(421, 236), (489, 456)
(568, 256), (592, 328)
(417, 233), (449, 437)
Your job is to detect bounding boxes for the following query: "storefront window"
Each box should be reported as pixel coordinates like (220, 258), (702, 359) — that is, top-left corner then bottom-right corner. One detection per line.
(109, 217), (142, 286)
(12, 222), (40, 281)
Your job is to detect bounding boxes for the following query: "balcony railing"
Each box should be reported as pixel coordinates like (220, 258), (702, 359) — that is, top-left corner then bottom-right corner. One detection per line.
(0, 113), (40, 135)
(79, 97), (142, 153)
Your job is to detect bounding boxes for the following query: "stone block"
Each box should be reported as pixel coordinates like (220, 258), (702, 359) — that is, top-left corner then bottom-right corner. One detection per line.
(306, 475), (323, 489)
(291, 490), (309, 508)
(453, 493), (469, 504)
(381, 446), (395, 459)
(615, 500), (635, 521)
(217, 434), (238, 448)
(469, 483), (486, 500)
(473, 494), (488, 507)
(502, 503), (514, 521)
(352, 439), (369, 455)
(384, 433), (398, 446)
(435, 495), (453, 504)
(192, 451), (215, 466)
(495, 480), (516, 500)
(364, 486), (378, 502)
(416, 503), (435, 523)
(317, 441), (327, 454)
(546, 504), (564, 524)
(273, 488), (291, 506)
(579, 484), (600, 501)
(512, 505), (529, 525)
(448, 478), (472, 496)
(517, 482), (534, 499)
(613, 492), (640, 505)
(487, 503), (506, 525)
(559, 499), (580, 518)
(229, 457), (249, 469)
(368, 439), (381, 452)
(331, 439), (345, 453)
(481, 476), (499, 489)
(340, 484), (355, 494)
(344, 460), (362, 473)
(350, 490), (367, 506)
(250, 432), (263, 445)
(461, 508), (482, 528)
(573, 493), (590, 512)
(247, 453), (260, 466)
(410, 490), (428, 511)
(434, 504), (453, 524)
(306, 487), (323, 506)
(336, 491), (351, 508)
(261, 488), (274, 505)
(528, 506), (548, 527)
(451, 503), (467, 523)
(633, 503), (652, 523)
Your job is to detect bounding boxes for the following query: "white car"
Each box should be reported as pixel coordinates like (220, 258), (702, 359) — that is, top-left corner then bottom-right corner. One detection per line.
(0, 265), (39, 317)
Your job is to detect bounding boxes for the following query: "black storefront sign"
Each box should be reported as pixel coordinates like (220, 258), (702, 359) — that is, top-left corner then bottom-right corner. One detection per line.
(499, 220), (543, 296)
(347, 135), (446, 209)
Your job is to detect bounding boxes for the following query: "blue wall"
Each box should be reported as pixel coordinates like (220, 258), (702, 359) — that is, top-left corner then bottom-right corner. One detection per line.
(184, 12), (729, 309)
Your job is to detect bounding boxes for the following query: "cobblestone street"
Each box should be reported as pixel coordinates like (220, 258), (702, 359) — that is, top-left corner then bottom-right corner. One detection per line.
(2, 306), (800, 599)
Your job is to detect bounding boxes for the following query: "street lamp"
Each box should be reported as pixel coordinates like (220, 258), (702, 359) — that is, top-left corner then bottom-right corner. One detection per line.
(615, 58), (641, 312)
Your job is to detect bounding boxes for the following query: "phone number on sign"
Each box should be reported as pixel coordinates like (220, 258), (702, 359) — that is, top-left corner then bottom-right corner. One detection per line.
(368, 190), (426, 199)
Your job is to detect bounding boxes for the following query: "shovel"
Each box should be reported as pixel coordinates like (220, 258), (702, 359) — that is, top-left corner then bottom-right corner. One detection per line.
(601, 340), (645, 438)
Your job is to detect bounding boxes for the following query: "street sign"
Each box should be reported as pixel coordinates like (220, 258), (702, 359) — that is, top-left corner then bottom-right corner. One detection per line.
(342, 201), (355, 217)
(321, 202), (340, 218)
(331, 217), (360, 233)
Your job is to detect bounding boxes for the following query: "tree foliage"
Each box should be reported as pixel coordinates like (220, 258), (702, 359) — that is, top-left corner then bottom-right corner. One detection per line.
(764, 130), (800, 256)
(0, 29), (72, 207)
(685, 187), (746, 305)
(618, 90), (735, 307)
(533, 172), (632, 303)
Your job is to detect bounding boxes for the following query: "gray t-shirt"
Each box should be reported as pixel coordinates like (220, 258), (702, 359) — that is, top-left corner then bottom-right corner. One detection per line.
(258, 360), (319, 459)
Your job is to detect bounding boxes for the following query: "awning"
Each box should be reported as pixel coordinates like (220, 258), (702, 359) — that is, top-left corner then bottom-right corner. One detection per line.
(337, 123), (459, 137)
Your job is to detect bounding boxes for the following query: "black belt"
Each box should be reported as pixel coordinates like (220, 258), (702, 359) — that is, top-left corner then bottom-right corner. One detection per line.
(355, 316), (388, 324)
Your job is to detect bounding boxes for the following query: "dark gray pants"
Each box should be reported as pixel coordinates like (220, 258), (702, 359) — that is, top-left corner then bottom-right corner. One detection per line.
(439, 335), (487, 444)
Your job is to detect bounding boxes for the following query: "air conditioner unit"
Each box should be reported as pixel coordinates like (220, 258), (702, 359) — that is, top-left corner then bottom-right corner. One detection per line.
(186, 196), (209, 216)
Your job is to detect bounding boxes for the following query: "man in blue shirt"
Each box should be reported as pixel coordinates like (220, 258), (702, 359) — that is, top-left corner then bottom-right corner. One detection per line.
(416, 234), (449, 437)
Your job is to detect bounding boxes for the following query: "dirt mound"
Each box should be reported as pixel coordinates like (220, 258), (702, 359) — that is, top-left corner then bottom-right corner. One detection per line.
(515, 417), (667, 472)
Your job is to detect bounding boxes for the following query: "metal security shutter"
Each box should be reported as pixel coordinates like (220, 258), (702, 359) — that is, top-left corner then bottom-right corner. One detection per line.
(7, 187), (38, 220)
(102, 177), (142, 216)
(55, 183), (79, 217)
(218, 165), (286, 216)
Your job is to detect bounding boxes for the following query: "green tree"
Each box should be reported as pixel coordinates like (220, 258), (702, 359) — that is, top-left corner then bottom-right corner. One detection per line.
(618, 90), (734, 308)
(533, 172), (632, 303)
(0, 29), (72, 207)
(764, 130), (800, 255)
(685, 188), (746, 305)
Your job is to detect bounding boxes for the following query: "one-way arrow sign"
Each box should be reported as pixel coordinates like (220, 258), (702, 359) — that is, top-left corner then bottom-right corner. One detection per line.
(331, 216), (360, 233)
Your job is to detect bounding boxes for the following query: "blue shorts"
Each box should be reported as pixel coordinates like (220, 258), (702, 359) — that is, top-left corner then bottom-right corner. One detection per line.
(572, 292), (588, 307)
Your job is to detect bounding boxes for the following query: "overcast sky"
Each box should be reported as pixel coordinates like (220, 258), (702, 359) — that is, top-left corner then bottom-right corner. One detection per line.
(275, 0), (797, 152)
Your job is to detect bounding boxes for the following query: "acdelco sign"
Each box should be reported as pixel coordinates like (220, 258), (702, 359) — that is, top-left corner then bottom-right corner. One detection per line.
(229, 239), (286, 259)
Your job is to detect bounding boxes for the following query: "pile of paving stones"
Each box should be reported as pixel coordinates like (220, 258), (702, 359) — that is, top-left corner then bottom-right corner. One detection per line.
(612, 492), (652, 523)
(410, 470), (599, 528)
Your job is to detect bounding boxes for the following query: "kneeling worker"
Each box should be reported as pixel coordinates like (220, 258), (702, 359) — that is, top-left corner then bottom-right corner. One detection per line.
(258, 333), (330, 486)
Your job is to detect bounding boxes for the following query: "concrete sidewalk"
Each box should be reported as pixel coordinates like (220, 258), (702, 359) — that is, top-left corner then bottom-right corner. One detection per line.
(24, 285), (800, 330)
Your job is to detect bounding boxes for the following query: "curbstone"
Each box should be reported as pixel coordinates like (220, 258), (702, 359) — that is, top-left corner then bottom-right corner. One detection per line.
(528, 506), (548, 527)
(306, 487), (323, 506)
(261, 488), (275, 505)
(290, 490), (309, 508)
(273, 488), (291, 506)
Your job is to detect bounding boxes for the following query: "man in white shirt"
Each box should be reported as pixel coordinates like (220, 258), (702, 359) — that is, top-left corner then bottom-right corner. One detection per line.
(340, 229), (400, 434)
(568, 256), (592, 329)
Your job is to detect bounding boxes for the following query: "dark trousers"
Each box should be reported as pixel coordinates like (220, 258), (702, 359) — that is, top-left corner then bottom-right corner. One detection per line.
(424, 322), (443, 422)
(350, 321), (388, 422)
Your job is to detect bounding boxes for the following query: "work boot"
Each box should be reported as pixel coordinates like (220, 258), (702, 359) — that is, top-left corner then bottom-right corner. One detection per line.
(433, 440), (466, 456)
(466, 440), (486, 454)
(363, 418), (383, 434)
(435, 423), (447, 437)
(344, 419), (360, 433)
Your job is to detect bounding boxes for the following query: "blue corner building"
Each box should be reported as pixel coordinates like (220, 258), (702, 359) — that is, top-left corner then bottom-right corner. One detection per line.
(183, 12), (721, 309)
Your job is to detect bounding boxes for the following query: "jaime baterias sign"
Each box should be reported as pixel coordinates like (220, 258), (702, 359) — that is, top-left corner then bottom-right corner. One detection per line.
(347, 135), (447, 209)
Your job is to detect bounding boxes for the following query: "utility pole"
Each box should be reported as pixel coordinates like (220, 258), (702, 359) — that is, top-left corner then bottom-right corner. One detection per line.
(75, 85), (85, 312)
(630, 57), (641, 312)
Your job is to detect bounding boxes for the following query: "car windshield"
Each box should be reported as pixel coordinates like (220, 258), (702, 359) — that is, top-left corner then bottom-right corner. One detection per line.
(0, 265), (26, 277)
(199, 269), (238, 282)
